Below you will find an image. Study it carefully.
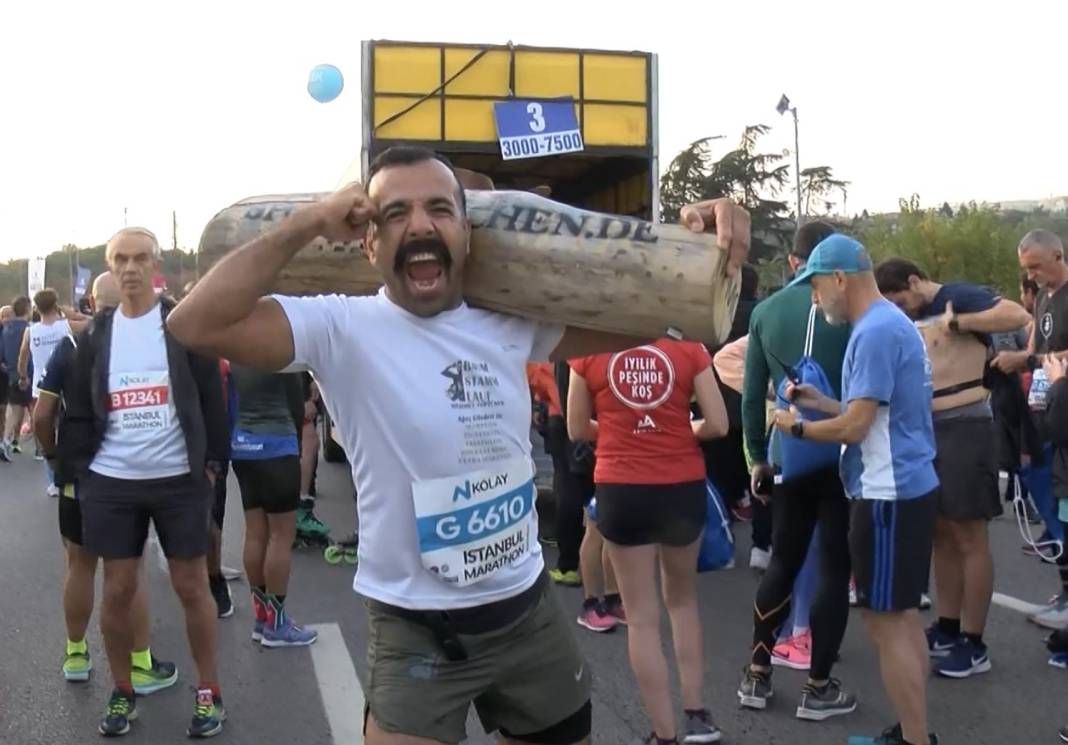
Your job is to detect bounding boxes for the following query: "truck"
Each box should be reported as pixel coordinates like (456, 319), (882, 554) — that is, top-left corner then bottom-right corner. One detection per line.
(321, 38), (661, 469)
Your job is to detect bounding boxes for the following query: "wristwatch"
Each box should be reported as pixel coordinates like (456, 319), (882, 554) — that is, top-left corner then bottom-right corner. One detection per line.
(790, 420), (805, 439)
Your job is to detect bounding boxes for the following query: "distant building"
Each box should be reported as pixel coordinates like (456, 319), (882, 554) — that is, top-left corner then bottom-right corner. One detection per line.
(993, 196), (1068, 214)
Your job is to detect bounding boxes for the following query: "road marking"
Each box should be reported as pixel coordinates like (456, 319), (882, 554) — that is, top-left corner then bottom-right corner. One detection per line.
(309, 622), (364, 745)
(992, 591), (1045, 616)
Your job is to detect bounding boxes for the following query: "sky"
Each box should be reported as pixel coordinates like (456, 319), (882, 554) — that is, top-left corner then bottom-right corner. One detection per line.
(1, 0), (1065, 261)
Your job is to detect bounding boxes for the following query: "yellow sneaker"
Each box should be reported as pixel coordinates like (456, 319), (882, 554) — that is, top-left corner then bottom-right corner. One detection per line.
(549, 568), (581, 587)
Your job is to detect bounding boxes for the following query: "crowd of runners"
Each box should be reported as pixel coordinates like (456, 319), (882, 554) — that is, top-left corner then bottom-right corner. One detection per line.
(2, 145), (1068, 745)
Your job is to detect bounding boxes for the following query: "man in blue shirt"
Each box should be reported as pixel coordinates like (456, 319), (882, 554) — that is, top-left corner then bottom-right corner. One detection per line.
(1, 295), (33, 461)
(875, 258), (1030, 680)
(772, 235), (939, 745)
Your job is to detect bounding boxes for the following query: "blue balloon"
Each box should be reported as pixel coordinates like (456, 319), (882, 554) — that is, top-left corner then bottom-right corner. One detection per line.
(308, 64), (344, 103)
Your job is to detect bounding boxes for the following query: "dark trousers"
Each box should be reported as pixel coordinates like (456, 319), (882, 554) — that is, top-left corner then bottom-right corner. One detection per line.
(548, 417), (592, 573)
(752, 497), (772, 551)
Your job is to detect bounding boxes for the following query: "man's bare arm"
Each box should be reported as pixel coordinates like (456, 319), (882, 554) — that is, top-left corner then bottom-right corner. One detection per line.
(33, 393), (60, 456)
(17, 327), (29, 381)
(167, 183), (376, 370)
(957, 298), (1031, 334)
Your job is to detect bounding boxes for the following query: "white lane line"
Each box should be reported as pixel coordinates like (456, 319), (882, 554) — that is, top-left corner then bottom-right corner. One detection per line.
(992, 592), (1045, 616)
(309, 622), (364, 745)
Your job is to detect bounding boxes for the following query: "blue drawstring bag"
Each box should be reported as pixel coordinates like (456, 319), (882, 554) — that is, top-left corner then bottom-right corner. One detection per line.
(776, 306), (841, 479)
(698, 479), (735, 571)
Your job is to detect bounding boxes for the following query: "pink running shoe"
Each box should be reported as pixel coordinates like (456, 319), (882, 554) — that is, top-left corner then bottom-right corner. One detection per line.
(772, 631), (812, 670)
(605, 597), (627, 625)
(577, 601), (619, 633)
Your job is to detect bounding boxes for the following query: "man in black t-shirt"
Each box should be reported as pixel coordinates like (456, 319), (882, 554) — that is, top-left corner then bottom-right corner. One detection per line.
(877, 258), (1030, 681)
(992, 230), (1068, 631)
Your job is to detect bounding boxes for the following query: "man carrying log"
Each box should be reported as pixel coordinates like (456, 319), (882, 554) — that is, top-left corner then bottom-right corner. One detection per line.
(167, 145), (749, 745)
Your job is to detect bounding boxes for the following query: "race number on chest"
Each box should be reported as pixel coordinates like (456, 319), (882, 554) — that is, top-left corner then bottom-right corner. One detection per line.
(107, 371), (171, 432)
(413, 460), (536, 587)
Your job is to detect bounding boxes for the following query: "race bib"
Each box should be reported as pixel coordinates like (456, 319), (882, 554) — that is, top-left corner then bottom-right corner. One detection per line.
(107, 371), (172, 432)
(412, 460), (535, 587)
(1029, 368), (1050, 411)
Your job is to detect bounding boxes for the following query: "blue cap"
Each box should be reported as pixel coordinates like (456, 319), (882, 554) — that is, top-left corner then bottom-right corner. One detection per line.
(789, 234), (872, 287)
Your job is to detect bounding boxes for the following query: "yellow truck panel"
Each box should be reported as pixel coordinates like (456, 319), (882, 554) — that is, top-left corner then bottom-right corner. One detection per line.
(361, 40), (659, 220)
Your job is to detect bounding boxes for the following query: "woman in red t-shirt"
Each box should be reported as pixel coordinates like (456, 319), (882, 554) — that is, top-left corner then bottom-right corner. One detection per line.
(568, 340), (728, 745)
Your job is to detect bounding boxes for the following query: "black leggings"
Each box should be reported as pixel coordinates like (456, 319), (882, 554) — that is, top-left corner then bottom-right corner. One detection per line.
(751, 466), (852, 681)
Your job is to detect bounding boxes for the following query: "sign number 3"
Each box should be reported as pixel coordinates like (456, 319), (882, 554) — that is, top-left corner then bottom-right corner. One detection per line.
(526, 102), (546, 133)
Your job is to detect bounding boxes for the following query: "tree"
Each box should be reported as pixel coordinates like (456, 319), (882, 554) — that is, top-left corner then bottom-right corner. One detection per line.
(799, 166), (849, 216)
(660, 125), (793, 267)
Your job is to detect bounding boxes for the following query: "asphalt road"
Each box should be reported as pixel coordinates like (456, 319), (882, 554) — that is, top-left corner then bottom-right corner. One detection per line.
(0, 436), (1060, 745)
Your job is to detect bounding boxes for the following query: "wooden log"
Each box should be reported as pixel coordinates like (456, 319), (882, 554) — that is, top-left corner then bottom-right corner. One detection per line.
(197, 190), (742, 344)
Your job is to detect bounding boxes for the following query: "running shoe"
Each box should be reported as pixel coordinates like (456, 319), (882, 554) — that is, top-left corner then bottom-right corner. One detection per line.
(62, 642), (92, 681)
(576, 600), (618, 633)
(1049, 652), (1068, 669)
(737, 667), (773, 710)
(796, 678), (857, 721)
(0, 441), (11, 462)
(1030, 593), (1068, 629)
(919, 592), (932, 610)
(1047, 627), (1068, 654)
(731, 501), (753, 522)
(34, 447), (44, 461)
(932, 637), (991, 678)
(187, 688), (226, 738)
(46, 484), (59, 498)
(749, 547), (771, 572)
(98, 688), (137, 737)
(11, 439), (22, 454)
(209, 575), (233, 619)
(131, 655), (178, 695)
(251, 591), (268, 642)
(772, 631), (811, 671)
(605, 596), (627, 625)
(549, 568), (581, 587)
(682, 708), (722, 743)
(847, 723), (939, 745)
(925, 623), (957, 658)
(260, 609), (318, 648)
(1060, 724), (1068, 743)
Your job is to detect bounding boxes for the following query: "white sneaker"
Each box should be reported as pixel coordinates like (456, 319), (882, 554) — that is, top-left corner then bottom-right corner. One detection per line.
(750, 547), (771, 572)
(46, 484), (60, 498)
(1030, 594), (1068, 629)
(0, 442), (10, 463)
(920, 592), (932, 610)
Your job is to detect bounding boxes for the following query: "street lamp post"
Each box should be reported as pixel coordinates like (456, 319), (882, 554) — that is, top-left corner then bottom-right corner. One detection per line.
(777, 94), (803, 222)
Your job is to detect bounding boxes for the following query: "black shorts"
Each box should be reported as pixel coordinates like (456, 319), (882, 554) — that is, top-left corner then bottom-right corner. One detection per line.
(0, 372), (8, 405)
(934, 417), (1002, 521)
(6, 377), (31, 407)
(595, 480), (706, 547)
(232, 456), (301, 513)
(850, 492), (937, 612)
(80, 471), (212, 560)
(211, 463), (229, 530)
(58, 483), (82, 545)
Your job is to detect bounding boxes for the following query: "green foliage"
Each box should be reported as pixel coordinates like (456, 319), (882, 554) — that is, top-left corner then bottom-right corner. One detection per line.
(858, 196), (1068, 296)
(660, 125), (793, 264)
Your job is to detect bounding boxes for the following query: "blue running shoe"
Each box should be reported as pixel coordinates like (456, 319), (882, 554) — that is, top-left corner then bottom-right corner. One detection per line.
(933, 638), (991, 679)
(1049, 652), (1068, 669)
(260, 609), (318, 648)
(187, 688), (225, 738)
(131, 655), (178, 695)
(98, 688), (137, 737)
(925, 624), (956, 659)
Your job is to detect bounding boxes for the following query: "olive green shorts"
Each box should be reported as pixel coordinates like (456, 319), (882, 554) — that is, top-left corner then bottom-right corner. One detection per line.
(364, 582), (591, 744)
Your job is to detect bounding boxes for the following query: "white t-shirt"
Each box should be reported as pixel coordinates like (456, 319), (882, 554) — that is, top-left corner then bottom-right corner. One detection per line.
(29, 318), (71, 396)
(276, 290), (564, 610)
(90, 305), (190, 480)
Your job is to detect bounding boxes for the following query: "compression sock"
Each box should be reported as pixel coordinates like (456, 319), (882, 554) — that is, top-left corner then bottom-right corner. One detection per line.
(130, 648), (152, 670)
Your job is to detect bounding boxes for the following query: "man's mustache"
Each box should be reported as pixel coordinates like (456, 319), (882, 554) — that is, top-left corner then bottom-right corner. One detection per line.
(394, 238), (452, 274)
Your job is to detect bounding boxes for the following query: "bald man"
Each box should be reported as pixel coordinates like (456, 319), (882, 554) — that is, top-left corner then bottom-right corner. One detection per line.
(33, 270), (179, 695)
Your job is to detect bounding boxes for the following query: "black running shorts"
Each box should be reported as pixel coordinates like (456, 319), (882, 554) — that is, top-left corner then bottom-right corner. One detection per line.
(0, 371), (8, 406)
(57, 483), (82, 545)
(595, 480), (706, 547)
(232, 456), (301, 514)
(80, 471), (212, 560)
(6, 376), (31, 407)
(850, 491), (937, 612)
(933, 417), (1002, 521)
